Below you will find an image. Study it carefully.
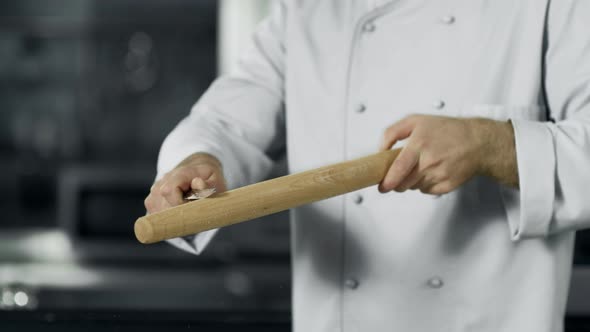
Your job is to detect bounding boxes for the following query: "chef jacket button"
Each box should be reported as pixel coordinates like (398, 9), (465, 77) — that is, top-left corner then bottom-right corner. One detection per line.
(362, 21), (376, 33)
(440, 15), (456, 25)
(432, 100), (445, 109)
(355, 103), (367, 113)
(345, 278), (359, 289)
(513, 228), (520, 237)
(427, 276), (444, 289)
(353, 194), (363, 205)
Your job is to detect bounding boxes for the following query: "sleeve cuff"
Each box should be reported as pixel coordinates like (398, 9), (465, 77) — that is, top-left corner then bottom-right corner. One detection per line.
(501, 119), (556, 240)
(165, 229), (218, 255)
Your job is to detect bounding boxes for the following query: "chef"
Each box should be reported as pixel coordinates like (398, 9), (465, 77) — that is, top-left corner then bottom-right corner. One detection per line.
(143, 1), (590, 331)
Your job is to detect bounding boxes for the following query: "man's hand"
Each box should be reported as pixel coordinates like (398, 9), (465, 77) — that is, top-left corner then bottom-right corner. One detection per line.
(378, 115), (518, 195)
(144, 153), (227, 214)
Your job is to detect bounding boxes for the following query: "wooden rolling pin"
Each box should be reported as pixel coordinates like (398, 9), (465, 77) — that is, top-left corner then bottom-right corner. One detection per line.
(135, 149), (401, 244)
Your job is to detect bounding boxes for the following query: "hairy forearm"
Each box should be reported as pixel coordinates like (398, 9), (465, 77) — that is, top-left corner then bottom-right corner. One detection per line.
(470, 118), (519, 188)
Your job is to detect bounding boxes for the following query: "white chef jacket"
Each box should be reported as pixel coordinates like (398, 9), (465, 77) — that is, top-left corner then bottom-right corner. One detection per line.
(158, 1), (590, 331)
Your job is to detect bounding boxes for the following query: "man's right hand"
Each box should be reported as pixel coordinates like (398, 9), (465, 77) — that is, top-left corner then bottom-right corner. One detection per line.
(144, 153), (227, 214)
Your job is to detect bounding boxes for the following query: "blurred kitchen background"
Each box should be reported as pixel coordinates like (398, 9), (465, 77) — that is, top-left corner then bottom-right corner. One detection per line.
(0, 0), (291, 331)
(1, 1), (590, 331)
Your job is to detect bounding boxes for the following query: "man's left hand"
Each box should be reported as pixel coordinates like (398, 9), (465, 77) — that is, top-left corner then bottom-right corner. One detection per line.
(378, 114), (518, 195)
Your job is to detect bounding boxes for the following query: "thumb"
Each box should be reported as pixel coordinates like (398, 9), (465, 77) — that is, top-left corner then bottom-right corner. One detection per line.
(202, 172), (228, 193)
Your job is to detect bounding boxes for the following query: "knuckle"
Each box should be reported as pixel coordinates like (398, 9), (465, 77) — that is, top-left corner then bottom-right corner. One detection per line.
(144, 197), (153, 210)
(432, 173), (445, 183)
(437, 183), (453, 194)
(160, 184), (173, 195)
(436, 165), (451, 180)
(419, 157), (432, 170)
(421, 154), (439, 169)
(176, 166), (192, 177)
(161, 183), (176, 198)
(412, 138), (426, 150)
(150, 184), (162, 195)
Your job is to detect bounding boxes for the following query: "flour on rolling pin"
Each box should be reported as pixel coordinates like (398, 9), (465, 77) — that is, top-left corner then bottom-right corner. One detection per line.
(184, 188), (216, 201)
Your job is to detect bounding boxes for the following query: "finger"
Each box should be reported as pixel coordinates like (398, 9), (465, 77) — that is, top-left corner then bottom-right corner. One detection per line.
(149, 178), (163, 194)
(191, 177), (207, 190)
(193, 164), (215, 180)
(410, 176), (428, 190)
(163, 185), (186, 206)
(380, 116), (418, 151)
(144, 194), (172, 214)
(379, 146), (420, 192)
(155, 196), (173, 212)
(160, 173), (193, 206)
(421, 181), (453, 195)
(395, 165), (424, 192)
(205, 172), (228, 192)
(145, 181), (162, 213)
(144, 195), (153, 214)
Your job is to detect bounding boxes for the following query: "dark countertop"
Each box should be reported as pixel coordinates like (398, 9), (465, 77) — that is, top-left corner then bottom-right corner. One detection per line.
(0, 310), (291, 332)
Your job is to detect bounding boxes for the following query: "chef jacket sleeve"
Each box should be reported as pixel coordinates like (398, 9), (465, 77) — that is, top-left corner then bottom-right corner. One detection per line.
(502, 0), (590, 240)
(160, 1), (287, 254)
